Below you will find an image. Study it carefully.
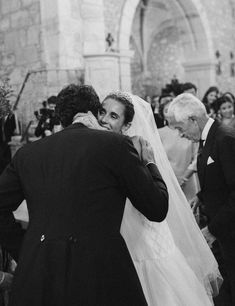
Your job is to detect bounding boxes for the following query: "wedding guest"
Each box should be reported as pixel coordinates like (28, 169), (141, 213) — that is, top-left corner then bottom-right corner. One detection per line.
(215, 96), (235, 128)
(154, 95), (173, 128)
(202, 86), (219, 118)
(151, 95), (159, 113)
(35, 96), (60, 137)
(0, 101), (16, 175)
(223, 91), (235, 105)
(182, 82), (197, 96)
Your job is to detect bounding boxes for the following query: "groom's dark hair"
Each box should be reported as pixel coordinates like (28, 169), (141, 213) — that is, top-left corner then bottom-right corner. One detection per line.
(55, 84), (101, 127)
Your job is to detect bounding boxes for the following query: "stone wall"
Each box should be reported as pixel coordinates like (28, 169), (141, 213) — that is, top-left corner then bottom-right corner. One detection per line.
(0, 0), (84, 131)
(200, 0), (235, 95)
(124, 0), (235, 97)
(103, 0), (125, 50)
(1, 0), (235, 128)
(147, 26), (184, 95)
(0, 0), (42, 90)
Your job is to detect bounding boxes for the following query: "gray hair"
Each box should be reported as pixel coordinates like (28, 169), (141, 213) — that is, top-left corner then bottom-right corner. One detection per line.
(167, 93), (207, 122)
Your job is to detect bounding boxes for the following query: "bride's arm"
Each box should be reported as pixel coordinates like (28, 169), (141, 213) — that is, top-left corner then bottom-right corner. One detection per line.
(119, 136), (168, 222)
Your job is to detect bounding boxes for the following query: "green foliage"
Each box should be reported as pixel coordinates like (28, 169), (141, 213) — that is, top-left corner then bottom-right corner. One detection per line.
(0, 78), (13, 118)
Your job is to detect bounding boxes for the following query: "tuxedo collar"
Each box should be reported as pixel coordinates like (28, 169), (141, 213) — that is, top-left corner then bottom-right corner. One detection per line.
(65, 122), (88, 130)
(201, 118), (214, 142)
(197, 120), (219, 187)
(203, 120), (219, 147)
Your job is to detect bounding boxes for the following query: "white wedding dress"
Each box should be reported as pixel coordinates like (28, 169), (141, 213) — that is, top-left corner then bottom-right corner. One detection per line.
(120, 95), (222, 306)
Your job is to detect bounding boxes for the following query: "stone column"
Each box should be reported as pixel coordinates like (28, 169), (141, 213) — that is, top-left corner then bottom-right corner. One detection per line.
(182, 59), (216, 98)
(81, 0), (106, 54)
(84, 53), (120, 99)
(119, 50), (134, 93)
(40, 0), (84, 89)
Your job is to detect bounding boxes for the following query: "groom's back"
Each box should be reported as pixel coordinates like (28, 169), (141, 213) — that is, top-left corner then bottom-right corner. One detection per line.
(17, 124), (127, 236)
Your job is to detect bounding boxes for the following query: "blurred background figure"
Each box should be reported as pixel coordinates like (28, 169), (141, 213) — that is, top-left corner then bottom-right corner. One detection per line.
(158, 98), (199, 202)
(0, 99), (16, 175)
(150, 94), (159, 114)
(154, 94), (173, 128)
(34, 96), (61, 138)
(222, 91), (235, 106)
(182, 82), (197, 96)
(202, 86), (219, 118)
(144, 95), (152, 104)
(215, 95), (235, 128)
(39, 100), (48, 116)
(0, 81), (16, 305)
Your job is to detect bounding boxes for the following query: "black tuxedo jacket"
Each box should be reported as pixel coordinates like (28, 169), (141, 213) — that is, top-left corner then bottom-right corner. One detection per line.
(0, 114), (16, 174)
(0, 123), (168, 306)
(197, 121), (235, 242)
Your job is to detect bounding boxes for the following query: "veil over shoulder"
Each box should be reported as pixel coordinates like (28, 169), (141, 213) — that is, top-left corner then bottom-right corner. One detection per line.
(122, 94), (222, 298)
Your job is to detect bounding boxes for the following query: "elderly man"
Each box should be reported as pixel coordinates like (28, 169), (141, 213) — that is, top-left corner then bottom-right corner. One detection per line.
(167, 93), (235, 306)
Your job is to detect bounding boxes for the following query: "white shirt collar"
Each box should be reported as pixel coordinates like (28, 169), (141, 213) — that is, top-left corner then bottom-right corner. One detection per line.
(201, 117), (214, 141)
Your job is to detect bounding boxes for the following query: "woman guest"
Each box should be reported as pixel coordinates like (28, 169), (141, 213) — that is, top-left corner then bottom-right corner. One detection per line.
(202, 86), (219, 118)
(215, 95), (235, 128)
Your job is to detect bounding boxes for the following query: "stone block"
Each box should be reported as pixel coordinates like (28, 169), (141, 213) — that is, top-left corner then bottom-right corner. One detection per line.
(16, 46), (39, 64)
(21, 0), (34, 7)
(11, 0), (22, 12)
(4, 32), (18, 51)
(27, 25), (40, 45)
(11, 11), (30, 28)
(2, 53), (16, 67)
(18, 29), (27, 48)
(0, 17), (10, 31)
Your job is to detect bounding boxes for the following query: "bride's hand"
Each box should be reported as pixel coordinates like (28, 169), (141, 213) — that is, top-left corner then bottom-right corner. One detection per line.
(131, 136), (155, 165)
(73, 111), (106, 130)
(139, 137), (155, 165)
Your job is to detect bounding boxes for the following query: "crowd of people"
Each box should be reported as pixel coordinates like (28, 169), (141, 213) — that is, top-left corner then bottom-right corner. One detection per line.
(0, 80), (234, 305)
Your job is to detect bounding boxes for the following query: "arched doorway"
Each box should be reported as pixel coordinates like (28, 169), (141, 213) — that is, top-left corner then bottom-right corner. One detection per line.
(119, 0), (215, 97)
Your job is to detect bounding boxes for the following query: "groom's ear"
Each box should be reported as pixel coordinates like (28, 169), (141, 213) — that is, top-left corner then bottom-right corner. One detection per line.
(121, 123), (131, 133)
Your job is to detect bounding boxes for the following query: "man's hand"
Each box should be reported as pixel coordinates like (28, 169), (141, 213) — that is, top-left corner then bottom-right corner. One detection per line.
(0, 272), (14, 291)
(73, 111), (106, 130)
(190, 195), (201, 215)
(201, 226), (216, 248)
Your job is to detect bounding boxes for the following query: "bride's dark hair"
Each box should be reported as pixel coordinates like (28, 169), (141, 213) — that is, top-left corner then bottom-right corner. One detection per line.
(103, 91), (135, 125)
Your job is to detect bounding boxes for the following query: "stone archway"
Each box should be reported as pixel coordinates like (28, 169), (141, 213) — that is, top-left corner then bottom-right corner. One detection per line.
(118, 0), (215, 96)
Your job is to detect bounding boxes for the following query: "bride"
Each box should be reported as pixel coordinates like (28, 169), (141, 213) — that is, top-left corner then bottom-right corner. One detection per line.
(73, 91), (222, 306)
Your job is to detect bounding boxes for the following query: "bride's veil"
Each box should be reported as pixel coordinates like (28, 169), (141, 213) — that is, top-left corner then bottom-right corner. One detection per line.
(125, 94), (222, 296)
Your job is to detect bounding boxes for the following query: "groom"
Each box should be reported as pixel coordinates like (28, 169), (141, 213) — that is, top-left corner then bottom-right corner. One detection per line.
(0, 84), (168, 306)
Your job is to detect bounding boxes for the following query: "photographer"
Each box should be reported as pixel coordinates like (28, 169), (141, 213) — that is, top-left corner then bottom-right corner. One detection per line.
(35, 96), (60, 138)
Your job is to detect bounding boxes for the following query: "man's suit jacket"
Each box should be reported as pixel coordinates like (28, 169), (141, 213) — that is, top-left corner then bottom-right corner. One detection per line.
(197, 120), (235, 242)
(0, 123), (168, 306)
(0, 114), (16, 174)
